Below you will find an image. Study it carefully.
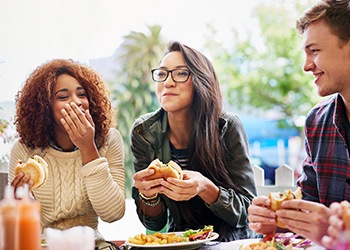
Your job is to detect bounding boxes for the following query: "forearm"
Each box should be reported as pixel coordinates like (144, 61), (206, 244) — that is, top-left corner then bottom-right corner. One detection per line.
(198, 178), (220, 205)
(208, 187), (253, 227)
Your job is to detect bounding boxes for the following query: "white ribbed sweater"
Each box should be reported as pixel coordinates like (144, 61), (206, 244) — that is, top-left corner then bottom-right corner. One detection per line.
(9, 128), (126, 240)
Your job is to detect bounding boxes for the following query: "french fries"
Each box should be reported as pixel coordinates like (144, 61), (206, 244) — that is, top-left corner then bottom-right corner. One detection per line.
(127, 232), (188, 245)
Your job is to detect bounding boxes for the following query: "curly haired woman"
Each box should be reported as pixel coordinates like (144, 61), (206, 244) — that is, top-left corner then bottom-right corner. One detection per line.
(9, 59), (125, 247)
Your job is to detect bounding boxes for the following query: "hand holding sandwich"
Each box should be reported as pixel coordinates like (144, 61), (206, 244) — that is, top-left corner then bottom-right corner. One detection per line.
(275, 199), (330, 246)
(134, 159), (219, 204)
(11, 155), (48, 196)
(249, 188), (331, 246)
(248, 195), (279, 235)
(159, 170), (219, 204)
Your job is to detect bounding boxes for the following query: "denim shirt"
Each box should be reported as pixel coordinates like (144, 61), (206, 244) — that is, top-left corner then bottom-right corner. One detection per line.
(130, 108), (257, 241)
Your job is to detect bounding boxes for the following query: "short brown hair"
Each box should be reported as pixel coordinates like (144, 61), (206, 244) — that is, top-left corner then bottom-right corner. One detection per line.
(296, 0), (350, 43)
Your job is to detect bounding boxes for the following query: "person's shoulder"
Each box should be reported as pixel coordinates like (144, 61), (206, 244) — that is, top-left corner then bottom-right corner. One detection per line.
(221, 112), (243, 126)
(131, 108), (164, 130)
(307, 94), (337, 117)
(219, 112), (246, 134)
(107, 127), (123, 142)
(11, 139), (28, 152)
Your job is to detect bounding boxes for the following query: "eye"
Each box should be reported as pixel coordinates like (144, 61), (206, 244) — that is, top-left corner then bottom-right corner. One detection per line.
(77, 91), (87, 97)
(177, 70), (189, 76)
(157, 71), (166, 77)
(57, 95), (68, 100)
(311, 49), (319, 54)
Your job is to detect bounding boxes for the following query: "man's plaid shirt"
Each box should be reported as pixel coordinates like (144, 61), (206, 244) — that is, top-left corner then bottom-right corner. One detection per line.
(297, 94), (350, 207)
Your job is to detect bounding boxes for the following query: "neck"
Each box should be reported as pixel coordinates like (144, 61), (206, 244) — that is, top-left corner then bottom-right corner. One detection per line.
(53, 126), (76, 151)
(167, 111), (192, 149)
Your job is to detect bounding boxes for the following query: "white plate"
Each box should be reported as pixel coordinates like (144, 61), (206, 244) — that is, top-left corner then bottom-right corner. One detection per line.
(223, 238), (321, 250)
(126, 232), (219, 250)
(227, 238), (260, 249)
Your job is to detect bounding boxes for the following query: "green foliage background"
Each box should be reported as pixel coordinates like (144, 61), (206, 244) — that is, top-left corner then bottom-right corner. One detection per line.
(106, 1), (320, 198)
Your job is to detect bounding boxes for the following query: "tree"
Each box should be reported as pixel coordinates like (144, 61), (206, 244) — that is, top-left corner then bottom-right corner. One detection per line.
(208, 1), (320, 132)
(110, 25), (166, 197)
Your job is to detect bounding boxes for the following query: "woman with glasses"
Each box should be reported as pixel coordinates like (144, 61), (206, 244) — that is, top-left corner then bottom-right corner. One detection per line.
(130, 41), (257, 241)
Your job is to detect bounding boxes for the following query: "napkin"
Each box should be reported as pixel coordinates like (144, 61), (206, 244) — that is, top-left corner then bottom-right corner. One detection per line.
(46, 226), (95, 250)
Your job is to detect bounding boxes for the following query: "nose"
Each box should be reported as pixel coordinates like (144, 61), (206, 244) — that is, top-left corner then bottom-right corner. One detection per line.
(303, 55), (314, 72)
(72, 95), (82, 107)
(162, 74), (176, 88)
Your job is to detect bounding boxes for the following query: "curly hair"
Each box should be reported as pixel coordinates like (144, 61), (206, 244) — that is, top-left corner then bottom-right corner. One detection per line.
(14, 58), (115, 150)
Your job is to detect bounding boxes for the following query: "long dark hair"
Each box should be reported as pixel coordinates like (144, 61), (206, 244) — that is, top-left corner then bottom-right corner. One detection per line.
(165, 41), (236, 189)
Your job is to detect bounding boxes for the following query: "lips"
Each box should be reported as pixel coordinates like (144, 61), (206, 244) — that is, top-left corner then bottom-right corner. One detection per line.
(163, 92), (176, 97)
(313, 72), (323, 83)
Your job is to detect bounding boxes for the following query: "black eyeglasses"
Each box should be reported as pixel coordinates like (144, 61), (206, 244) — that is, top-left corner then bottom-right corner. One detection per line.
(151, 68), (191, 83)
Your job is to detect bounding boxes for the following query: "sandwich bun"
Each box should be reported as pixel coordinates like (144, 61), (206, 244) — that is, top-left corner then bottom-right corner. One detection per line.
(145, 158), (183, 181)
(341, 200), (350, 230)
(268, 187), (302, 228)
(14, 155), (48, 189)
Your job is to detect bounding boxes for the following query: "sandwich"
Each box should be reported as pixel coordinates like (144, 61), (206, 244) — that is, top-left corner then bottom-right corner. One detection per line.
(14, 155), (48, 189)
(268, 187), (302, 228)
(144, 158), (183, 181)
(341, 200), (350, 230)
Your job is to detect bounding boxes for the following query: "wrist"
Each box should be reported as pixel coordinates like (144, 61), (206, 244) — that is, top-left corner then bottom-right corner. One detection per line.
(139, 192), (158, 201)
(139, 193), (161, 207)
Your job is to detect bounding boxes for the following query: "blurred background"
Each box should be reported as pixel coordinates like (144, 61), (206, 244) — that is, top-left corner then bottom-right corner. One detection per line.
(0, 0), (322, 197)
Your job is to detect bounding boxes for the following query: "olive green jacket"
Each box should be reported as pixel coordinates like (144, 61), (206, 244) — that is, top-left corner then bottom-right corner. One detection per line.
(131, 108), (257, 241)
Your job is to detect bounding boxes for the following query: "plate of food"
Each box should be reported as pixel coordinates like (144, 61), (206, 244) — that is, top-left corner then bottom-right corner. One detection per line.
(126, 225), (219, 250)
(228, 232), (315, 250)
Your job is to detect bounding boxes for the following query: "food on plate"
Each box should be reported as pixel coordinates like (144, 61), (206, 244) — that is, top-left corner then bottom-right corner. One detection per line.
(127, 226), (215, 246)
(341, 200), (350, 230)
(127, 232), (187, 245)
(268, 187), (302, 228)
(183, 225), (214, 241)
(14, 155), (48, 189)
(240, 232), (313, 249)
(263, 232), (313, 248)
(144, 158), (183, 181)
(239, 240), (292, 250)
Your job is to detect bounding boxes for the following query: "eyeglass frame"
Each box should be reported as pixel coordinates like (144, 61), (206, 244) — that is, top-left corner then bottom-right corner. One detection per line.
(151, 68), (191, 83)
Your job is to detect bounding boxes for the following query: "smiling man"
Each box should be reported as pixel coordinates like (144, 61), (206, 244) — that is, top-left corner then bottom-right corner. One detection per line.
(247, 0), (350, 248)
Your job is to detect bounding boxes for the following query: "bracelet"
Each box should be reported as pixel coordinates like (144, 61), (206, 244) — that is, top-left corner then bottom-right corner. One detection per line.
(140, 196), (161, 207)
(139, 192), (158, 201)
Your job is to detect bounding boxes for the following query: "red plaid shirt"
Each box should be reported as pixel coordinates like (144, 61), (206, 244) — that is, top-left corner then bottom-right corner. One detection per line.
(297, 94), (350, 207)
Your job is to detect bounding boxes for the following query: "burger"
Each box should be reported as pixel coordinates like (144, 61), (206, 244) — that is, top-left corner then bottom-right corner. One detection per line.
(14, 155), (48, 189)
(268, 187), (302, 228)
(144, 159), (183, 181)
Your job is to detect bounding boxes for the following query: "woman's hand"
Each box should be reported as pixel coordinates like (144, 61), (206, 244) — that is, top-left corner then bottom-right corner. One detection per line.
(60, 102), (95, 150)
(10, 171), (34, 197)
(60, 102), (99, 164)
(248, 196), (277, 235)
(277, 199), (331, 246)
(133, 168), (163, 198)
(322, 202), (345, 248)
(159, 170), (219, 204)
